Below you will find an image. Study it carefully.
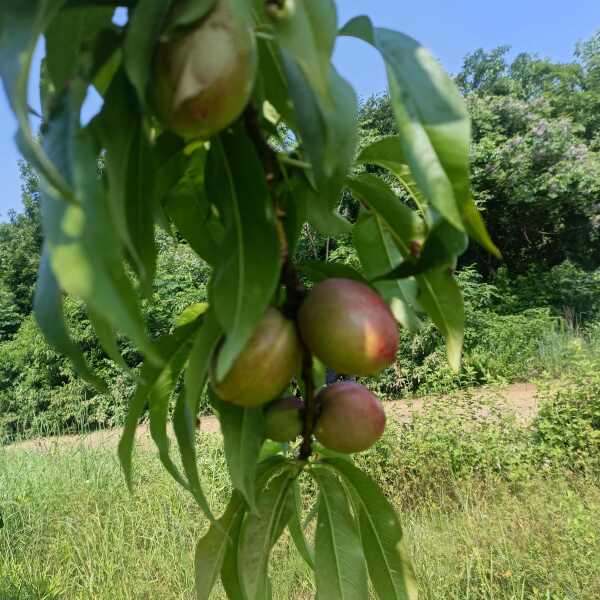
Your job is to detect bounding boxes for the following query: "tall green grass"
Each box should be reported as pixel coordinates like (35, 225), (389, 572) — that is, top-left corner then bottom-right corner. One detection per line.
(2, 373), (600, 600)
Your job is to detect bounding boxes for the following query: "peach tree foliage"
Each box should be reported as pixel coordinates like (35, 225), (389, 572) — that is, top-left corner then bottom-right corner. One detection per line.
(0, 0), (499, 598)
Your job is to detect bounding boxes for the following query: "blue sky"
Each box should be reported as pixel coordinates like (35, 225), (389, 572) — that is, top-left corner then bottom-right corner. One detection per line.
(1, 0), (600, 219)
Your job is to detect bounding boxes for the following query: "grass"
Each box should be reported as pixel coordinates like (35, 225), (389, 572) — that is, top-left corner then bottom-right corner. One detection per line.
(2, 397), (599, 600)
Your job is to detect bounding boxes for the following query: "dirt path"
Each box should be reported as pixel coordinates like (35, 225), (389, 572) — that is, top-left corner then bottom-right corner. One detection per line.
(5, 382), (552, 454)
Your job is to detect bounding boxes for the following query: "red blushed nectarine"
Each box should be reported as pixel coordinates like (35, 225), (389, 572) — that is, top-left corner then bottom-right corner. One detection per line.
(298, 278), (398, 376)
(315, 382), (386, 453)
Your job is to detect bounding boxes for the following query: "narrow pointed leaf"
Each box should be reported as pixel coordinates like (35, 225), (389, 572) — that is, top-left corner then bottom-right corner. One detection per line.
(88, 308), (131, 373)
(238, 469), (295, 600)
(210, 391), (266, 512)
(0, 0), (74, 201)
(312, 466), (369, 600)
(297, 261), (370, 286)
(288, 480), (315, 570)
(34, 249), (106, 391)
(195, 492), (246, 600)
(207, 131), (280, 380)
(322, 459), (418, 600)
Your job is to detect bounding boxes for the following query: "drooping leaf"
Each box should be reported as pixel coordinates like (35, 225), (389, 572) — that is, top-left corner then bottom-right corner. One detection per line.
(195, 491), (246, 600)
(281, 54), (358, 218)
(0, 0), (74, 201)
(87, 308), (131, 373)
(340, 17), (499, 257)
(42, 89), (159, 364)
(210, 390), (266, 512)
(416, 268), (464, 371)
(312, 466), (369, 600)
(207, 130), (281, 381)
(238, 468), (295, 600)
(34, 248), (106, 391)
(219, 494), (247, 600)
(173, 311), (222, 512)
(353, 212), (422, 333)
(45, 6), (114, 89)
(118, 305), (211, 507)
(123, 0), (175, 107)
(287, 480), (315, 570)
(322, 459), (418, 600)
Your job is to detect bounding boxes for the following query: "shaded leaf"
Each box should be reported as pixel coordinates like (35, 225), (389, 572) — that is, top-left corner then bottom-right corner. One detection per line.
(195, 492), (246, 600)
(34, 248), (106, 391)
(297, 261), (370, 286)
(322, 458), (418, 600)
(312, 466), (368, 600)
(210, 390), (266, 512)
(124, 0), (175, 107)
(161, 0), (217, 38)
(207, 130), (281, 380)
(288, 480), (315, 570)
(88, 308), (131, 373)
(238, 468), (295, 599)
(45, 6), (113, 88)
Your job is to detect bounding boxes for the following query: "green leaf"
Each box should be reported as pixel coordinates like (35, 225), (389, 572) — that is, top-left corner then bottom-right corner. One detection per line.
(89, 27), (123, 97)
(416, 268), (464, 372)
(87, 308), (131, 373)
(312, 466), (368, 600)
(124, 0), (175, 107)
(238, 468), (295, 599)
(118, 306), (209, 501)
(220, 494), (248, 600)
(297, 261), (370, 286)
(42, 89), (159, 365)
(34, 248), (106, 391)
(322, 459), (418, 600)
(356, 136), (427, 215)
(210, 390), (266, 512)
(164, 150), (224, 266)
(45, 6), (113, 88)
(341, 17), (499, 257)
(288, 480), (315, 570)
(195, 492), (246, 600)
(161, 0), (217, 38)
(353, 212), (422, 333)
(0, 0), (74, 201)
(346, 174), (424, 257)
(207, 130), (281, 381)
(281, 55), (358, 219)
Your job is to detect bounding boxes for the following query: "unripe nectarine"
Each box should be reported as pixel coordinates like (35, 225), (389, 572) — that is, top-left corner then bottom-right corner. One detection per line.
(211, 308), (302, 407)
(153, 0), (257, 138)
(264, 396), (304, 442)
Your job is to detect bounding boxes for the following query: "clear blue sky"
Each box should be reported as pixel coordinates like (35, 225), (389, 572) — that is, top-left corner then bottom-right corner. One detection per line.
(1, 0), (599, 220)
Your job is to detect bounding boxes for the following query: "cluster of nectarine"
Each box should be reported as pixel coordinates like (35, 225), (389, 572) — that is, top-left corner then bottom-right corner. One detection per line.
(211, 279), (397, 454)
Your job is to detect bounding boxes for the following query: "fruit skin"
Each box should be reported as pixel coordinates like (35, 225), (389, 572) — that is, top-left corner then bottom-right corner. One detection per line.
(153, 0), (258, 138)
(211, 308), (302, 407)
(315, 382), (386, 454)
(298, 278), (398, 376)
(264, 397), (304, 443)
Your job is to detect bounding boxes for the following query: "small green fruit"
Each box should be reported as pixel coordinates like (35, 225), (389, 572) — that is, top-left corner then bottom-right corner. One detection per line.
(153, 0), (258, 138)
(298, 278), (398, 376)
(315, 382), (386, 453)
(264, 396), (303, 442)
(211, 308), (302, 407)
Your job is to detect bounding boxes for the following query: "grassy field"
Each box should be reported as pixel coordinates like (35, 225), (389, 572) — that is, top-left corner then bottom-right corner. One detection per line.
(2, 377), (600, 600)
